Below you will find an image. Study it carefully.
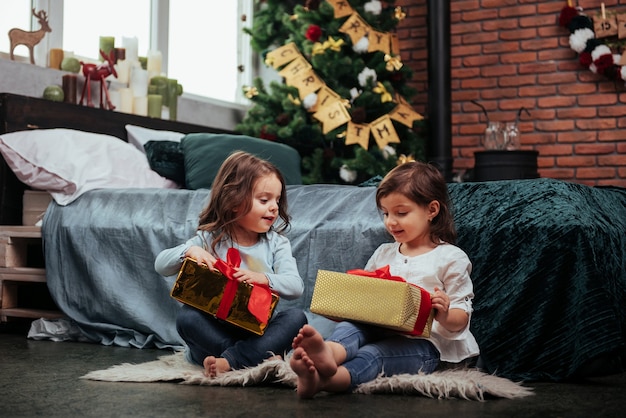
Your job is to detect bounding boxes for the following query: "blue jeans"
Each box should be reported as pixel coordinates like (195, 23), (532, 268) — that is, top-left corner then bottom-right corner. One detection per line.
(328, 321), (440, 389)
(176, 304), (307, 369)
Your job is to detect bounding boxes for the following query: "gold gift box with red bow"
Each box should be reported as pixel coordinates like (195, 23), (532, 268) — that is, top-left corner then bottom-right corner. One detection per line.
(310, 269), (434, 337)
(171, 257), (279, 335)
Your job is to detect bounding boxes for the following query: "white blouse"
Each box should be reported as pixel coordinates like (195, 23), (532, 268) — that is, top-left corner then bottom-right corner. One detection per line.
(365, 242), (480, 363)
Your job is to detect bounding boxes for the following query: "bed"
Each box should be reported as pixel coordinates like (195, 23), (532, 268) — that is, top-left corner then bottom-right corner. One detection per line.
(1, 92), (625, 382)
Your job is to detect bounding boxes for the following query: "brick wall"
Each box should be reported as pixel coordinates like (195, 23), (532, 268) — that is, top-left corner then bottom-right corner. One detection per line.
(397, 0), (626, 187)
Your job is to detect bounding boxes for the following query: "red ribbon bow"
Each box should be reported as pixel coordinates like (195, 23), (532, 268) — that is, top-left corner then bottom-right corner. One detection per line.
(346, 265), (433, 336)
(214, 248), (273, 325)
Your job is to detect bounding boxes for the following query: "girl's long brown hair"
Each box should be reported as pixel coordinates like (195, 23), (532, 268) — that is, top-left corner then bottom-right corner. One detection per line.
(375, 161), (457, 245)
(197, 151), (290, 253)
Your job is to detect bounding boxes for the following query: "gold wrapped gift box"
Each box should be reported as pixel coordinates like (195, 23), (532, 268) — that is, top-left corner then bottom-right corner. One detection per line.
(310, 269), (434, 337)
(171, 258), (279, 335)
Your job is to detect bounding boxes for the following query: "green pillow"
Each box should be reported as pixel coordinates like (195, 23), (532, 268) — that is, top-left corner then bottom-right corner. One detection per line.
(143, 140), (185, 185)
(181, 133), (302, 189)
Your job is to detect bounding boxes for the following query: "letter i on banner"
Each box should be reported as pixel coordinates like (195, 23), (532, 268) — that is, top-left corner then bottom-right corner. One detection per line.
(308, 86), (342, 113)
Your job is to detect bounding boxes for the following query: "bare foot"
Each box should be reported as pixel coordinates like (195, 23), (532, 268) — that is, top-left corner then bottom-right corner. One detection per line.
(203, 356), (231, 378)
(290, 347), (321, 399)
(291, 324), (337, 377)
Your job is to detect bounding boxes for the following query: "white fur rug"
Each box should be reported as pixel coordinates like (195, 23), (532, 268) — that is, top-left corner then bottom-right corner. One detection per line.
(81, 351), (533, 400)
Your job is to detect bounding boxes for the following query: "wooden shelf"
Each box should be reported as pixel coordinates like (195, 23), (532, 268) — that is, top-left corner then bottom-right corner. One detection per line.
(0, 225), (62, 321)
(0, 308), (64, 320)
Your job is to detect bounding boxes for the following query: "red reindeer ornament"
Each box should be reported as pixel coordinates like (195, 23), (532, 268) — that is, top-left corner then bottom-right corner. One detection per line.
(79, 50), (118, 110)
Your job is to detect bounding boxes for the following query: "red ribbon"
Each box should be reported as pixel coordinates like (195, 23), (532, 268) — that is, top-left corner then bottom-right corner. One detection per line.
(346, 265), (433, 336)
(214, 248), (273, 325)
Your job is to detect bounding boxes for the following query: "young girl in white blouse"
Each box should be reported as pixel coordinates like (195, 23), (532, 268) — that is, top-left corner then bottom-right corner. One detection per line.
(290, 161), (480, 398)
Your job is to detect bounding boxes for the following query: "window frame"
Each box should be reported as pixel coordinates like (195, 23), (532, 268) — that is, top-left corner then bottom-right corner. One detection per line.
(27, 0), (254, 105)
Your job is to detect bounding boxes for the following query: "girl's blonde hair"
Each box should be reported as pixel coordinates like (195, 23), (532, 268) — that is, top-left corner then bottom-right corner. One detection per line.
(197, 151), (290, 253)
(375, 161), (457, 245)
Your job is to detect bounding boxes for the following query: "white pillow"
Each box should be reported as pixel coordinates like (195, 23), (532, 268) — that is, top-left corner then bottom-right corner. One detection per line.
(125, 124), (185, 154)
(0, 129), (179, 206)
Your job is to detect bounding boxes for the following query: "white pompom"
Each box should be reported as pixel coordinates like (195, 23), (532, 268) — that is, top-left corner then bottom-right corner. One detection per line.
(339, 165), (358, 183)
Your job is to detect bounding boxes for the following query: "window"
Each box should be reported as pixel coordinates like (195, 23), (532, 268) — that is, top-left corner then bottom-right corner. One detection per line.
(0, 0), (253, 104)
(0, 0), (37, 56)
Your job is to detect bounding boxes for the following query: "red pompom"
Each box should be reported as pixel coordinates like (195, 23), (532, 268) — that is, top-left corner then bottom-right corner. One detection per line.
(594, 54), (614, 74)
(259, 126), (277, 141)
(305, 24), (322, 42)
(559, 6), (578, 28)
(579, 51), (593, 68)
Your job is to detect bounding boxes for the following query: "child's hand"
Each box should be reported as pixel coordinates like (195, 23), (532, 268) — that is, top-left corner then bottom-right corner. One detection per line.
(431, 286), (450, 321)
(432, 286), (469, 332)
(233, 268), (269, 286)
(185, 246), (218, 271)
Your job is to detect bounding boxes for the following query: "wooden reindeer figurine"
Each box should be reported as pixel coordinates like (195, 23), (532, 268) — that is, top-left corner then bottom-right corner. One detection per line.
(8, 8), (52, 65)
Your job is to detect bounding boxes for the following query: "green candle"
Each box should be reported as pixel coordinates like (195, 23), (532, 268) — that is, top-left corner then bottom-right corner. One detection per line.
(167, 79), (179, 121)
(99, 36), (115, 61)
(150, 76), (169, 104)
(147, 94), (163, 118)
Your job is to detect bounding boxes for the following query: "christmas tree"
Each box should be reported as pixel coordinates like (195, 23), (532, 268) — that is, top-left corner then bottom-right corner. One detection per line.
(237, 0), (426, 184)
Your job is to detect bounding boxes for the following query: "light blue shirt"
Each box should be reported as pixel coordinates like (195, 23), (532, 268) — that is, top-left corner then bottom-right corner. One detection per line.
(154, 230), (304, 300)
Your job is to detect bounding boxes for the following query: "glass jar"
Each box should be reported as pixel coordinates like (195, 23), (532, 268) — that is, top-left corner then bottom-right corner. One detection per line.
(504, 122), (520, 150)
(483, 121), (503, 150)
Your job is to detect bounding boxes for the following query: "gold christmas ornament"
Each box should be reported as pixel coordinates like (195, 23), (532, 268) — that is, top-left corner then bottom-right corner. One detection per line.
(395, 7), (406, 21)
(325, 37), (344, 52)
(312, 42), (326, 56)
(288, 94), (301, 106)
(397, 154), (416, 165)
(373, 82), (393, 103)
(312, 37), (344, 56)
(384, 54), (403, 71)
(243, 86), (259, 99)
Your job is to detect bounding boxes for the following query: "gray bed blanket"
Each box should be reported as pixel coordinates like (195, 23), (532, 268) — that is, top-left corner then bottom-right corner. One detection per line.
(42, 179), (626, 380)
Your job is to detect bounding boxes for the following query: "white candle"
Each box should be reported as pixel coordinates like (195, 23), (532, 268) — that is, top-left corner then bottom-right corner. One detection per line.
(129, 67), (149, 97)
(133, 96), (148, 116)
(115, 59), (131, 85)
(147, 50), (162, 78)
(108, 90), (121, 110)
(122, 36), (139, 63)
(118, 88), (134, 113)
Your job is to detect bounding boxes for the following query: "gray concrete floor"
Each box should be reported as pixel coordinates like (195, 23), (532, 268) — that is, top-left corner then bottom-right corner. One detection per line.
(1, 320), (625, 418)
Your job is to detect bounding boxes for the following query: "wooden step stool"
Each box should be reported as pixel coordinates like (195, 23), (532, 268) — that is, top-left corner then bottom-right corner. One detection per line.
(0, 226), (63, 322)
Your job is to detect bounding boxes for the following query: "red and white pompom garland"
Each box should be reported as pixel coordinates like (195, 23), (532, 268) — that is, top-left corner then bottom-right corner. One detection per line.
(559, 3), (625, 81)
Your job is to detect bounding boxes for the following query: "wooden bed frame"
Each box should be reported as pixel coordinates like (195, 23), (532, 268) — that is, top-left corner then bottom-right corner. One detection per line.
(0, 92), (232, 225)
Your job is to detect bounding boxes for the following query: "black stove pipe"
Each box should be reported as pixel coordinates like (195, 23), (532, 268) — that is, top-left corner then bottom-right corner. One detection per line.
(427, 0), (452, 181)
